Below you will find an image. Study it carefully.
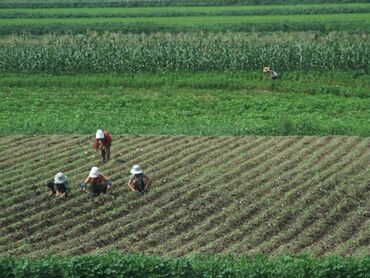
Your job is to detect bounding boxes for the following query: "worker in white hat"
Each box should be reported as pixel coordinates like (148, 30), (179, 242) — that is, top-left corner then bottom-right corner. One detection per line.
(93, 129), (112, 163)
(81, 166), (112, 196)
(128, 164), (153, 193)
(263, 66), (279, 80)
(46, 172), (68, 197)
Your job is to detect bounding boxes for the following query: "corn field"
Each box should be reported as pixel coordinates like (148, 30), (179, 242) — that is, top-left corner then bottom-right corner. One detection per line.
(0, 33), (368, 73)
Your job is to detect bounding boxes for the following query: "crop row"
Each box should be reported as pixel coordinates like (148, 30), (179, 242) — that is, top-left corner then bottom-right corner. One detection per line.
(1, 253), (369, 278)
(0, 135), (368, 257)
(0, 0), (368, 8)
(1, 4), (369, 18)
(0, 32), (369, 74)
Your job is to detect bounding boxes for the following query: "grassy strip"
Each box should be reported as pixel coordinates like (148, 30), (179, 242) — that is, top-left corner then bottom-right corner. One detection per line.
(1, 4), (369, 18)
(0, 253), (369, 277)
(0, 0), (369, 8)
(1, 13), (369, 26)
(0, 73), (369, 136)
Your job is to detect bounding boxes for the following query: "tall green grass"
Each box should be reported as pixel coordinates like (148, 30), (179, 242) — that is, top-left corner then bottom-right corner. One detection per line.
(0, 253), (369, 277)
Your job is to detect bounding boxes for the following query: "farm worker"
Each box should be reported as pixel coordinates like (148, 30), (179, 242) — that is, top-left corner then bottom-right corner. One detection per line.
(81, 167), (112, 196)
(46, 172), (68, 197)
(263, 66), (279, 80)
(128, 165), (153, 193)
(93, 129), (112, 163)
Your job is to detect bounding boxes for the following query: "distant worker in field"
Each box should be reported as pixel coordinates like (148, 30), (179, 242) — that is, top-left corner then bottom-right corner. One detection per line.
(46, 172), (68, 197)
(128, 165), (153, 194)
(263, 66), (279, 80)
(93, 129), (112, 163)
(81, 166), (112, 196)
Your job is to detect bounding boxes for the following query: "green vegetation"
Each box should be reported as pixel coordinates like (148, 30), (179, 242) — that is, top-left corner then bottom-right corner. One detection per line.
(1, 0), (369, 8)
(0, 135), (369, 257)
(0, 253), (369, 277)
(1, 3), (369, 18)
(0, 12), (369, 28)
(0, 33), (369, 73)
(0, 72), (369, 136)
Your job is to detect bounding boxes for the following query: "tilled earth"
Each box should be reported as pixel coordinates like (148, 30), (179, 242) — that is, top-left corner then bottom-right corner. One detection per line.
(0, 135), (369, 257)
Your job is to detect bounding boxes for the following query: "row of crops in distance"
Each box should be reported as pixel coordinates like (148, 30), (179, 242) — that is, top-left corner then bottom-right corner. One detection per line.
(1, 0), (369, 8)
(1, 253), (369, 277)
(0, 32), (369, 74)
(1, 3), (369, 18)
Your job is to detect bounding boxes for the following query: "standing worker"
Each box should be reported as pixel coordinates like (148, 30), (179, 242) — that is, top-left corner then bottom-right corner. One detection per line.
(94, 129), (112, 163)
(128, 165), (153, 193)
(263, 67), (279, 80)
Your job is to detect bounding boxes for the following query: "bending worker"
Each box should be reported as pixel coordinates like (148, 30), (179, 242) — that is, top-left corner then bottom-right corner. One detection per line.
(93, 129), (112, 163)
(46, 172), (68, 197)
(81, 167), (112, 196)
(128, 165), (153, 193)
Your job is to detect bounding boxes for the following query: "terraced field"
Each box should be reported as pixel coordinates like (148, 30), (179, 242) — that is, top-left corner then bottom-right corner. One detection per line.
(0, 135), (369, 257)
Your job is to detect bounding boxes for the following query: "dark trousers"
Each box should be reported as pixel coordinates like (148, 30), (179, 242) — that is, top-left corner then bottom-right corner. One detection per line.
(90, 184), (108, 196)
(47, 181), (67, 194)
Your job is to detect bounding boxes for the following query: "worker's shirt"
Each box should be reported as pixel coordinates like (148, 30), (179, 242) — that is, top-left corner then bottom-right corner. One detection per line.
(271, 71), (278, 78)
(85, 174), (108, 186)
(93, 131), (112, 149)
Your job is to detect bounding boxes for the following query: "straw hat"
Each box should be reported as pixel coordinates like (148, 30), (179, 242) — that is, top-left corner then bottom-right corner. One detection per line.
(263, 67), (270, 73)
(130, 165), (143, 175)
(54, 172), (67, 184)
(96, 129), (104, 139)
(89, 167), (100, 178)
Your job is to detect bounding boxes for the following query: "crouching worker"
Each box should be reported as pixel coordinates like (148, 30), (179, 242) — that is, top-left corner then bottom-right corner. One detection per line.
(128, 165), (152, 194)
(81, 167), (112, 197)
(263, 66), (279, 80)
(93, 129), (112, 163)
(47, 172), (68, 197)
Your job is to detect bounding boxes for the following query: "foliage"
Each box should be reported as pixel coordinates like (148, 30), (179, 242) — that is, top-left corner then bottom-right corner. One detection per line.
(0, 253), (369, 277)
(0, 33), (369, 73)
(1, 0), (369, 8)
(0, 72), (369, 136)
(1, 4), (369, 18)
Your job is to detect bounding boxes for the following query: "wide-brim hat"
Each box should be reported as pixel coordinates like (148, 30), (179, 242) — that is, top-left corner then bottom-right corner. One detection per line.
(89, 167), (100, 178)
(130, 165), (143, 175)
(54, 172), (67, 184)
(263, 67), (270, 73)
(96, 129), (104, 139)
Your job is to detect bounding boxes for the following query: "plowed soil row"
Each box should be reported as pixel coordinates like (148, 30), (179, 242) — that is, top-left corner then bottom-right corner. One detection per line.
(0, 135), (368, 257)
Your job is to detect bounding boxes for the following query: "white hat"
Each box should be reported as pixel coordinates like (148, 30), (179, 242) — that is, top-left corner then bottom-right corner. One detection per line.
(89, 167), (100, 178)
(130, 165), (143, 175)
(54, 172), (67, 184)
(96, 129), (104, 139)
(263, 67), (270, 73)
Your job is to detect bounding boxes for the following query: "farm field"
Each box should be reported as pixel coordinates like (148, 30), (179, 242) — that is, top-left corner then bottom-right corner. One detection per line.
(0, 0), (369, 275)
(1, 2), (370, 33)
(0, 135), (369, 257)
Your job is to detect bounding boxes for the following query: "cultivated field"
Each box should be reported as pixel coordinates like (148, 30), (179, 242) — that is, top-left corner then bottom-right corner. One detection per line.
(0, 0), (369, 275)
(0, 1), (369, 33)
(0, 135), (369, 257)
